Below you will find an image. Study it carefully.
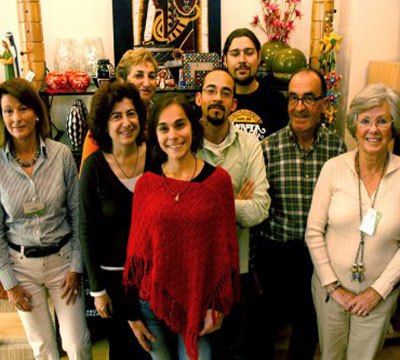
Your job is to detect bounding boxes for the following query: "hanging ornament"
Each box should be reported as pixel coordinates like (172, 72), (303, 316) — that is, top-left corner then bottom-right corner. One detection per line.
(318, 9), (343, 132)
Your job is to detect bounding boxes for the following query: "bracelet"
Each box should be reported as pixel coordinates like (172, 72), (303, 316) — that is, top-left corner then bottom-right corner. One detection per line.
(325, 281), (341, 303)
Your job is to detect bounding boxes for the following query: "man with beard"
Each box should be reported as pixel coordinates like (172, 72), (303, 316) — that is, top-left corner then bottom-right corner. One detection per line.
(196, 69), (270, 360)
(223, 28), (288, 141)
(254, 68), (346, 359)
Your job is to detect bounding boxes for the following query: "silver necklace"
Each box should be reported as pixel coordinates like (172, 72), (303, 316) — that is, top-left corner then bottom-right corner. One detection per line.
(11, 147), (41, 168)
(112, 147), (138, 179)
(161, 156), (198, 202)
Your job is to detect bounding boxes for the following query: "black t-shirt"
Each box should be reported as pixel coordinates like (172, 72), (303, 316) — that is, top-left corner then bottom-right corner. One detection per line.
(228, 81), (289, 141)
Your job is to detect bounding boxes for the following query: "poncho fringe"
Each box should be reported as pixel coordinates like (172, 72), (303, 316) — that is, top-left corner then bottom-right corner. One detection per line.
(124, 256), (240, 360)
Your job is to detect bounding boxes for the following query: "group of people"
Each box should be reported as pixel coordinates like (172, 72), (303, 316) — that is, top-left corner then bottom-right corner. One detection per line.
(0, 27), (399, 360)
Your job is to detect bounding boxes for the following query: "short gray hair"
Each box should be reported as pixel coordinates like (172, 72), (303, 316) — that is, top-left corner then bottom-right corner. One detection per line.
(346, 83), (400, 138)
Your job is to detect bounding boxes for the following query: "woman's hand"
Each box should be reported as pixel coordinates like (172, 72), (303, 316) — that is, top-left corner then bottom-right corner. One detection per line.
(7, 285), (33, 312)
(330, 286), (356, 309)
(128, 320), (155, 353)
(347, 287), (382, 317)
(236, 179), (254, 200)
(60, 271), (81, 305)
(199, 309), (224, 336)
(94, 293), (113, 318)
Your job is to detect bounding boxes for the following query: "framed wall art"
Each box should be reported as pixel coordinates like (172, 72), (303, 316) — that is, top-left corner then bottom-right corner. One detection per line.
(182, 52), (222, 88)
(112, 0), (221, 65)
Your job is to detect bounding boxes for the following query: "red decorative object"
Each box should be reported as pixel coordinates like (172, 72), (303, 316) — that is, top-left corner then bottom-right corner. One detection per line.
(45, 72), (68, 90)
(65, 69), (80, 83)
(251, 0), (302, 43)
(69, 71), (90, 92)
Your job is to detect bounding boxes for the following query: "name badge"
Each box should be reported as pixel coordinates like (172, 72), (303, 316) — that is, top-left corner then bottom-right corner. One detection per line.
(359, 208), (381, 236)
(23, 201), (45, 216)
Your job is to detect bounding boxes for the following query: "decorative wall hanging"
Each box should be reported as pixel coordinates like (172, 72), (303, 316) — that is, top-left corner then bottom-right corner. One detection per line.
(112, 0), (221, 65)
(318, 9), (342, 131)
(182, 52), (221, 88)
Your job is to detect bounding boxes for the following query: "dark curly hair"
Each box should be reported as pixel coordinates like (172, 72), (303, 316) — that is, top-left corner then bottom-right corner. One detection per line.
(0, 78), (50, 147)
(89, 82), (147, 153)
(147, 93), (203, 165)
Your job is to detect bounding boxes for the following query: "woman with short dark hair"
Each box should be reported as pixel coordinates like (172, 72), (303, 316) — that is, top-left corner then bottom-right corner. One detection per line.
(0, 78), (92, 359)
(124, 93), (240, 360)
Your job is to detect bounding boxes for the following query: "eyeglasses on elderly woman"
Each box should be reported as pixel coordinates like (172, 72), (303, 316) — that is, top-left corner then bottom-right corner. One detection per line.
(356, 115), (393, 129)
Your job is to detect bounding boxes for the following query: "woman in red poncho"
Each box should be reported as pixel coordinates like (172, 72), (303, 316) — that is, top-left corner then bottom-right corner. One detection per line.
(123, 93), (240, 360)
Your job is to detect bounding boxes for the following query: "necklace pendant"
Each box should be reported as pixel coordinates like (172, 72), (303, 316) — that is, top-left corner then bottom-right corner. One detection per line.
(175, 194), (180, 202)
(351, 270), (364, 283)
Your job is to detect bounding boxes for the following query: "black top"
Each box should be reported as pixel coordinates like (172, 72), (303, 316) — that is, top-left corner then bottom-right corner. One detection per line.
(152, 160), (216, 181)
(228, 80), (289, 141)
(79, 149), (147, 293)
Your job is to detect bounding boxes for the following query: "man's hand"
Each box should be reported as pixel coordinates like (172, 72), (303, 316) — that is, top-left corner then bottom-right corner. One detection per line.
(236, 179), (254, 200)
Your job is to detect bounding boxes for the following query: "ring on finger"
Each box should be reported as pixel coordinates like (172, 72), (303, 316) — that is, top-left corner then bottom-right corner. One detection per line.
(73, 289), (79, 296)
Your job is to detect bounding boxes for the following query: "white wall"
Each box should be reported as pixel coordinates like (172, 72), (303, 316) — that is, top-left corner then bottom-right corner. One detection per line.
(336, 0), (400, 148)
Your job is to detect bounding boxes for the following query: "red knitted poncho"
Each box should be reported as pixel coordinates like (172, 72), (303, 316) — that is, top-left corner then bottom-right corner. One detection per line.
(123, 167), (240, 360)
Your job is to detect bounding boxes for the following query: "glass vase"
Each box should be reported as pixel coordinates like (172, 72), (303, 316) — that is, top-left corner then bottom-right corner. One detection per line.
(79, 38), (105, 76)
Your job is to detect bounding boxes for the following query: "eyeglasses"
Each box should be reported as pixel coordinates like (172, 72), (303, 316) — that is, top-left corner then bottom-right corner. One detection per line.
(288, 94), (324, 107)
(356, 117), (392, 129)
(202, 88), (233, 99)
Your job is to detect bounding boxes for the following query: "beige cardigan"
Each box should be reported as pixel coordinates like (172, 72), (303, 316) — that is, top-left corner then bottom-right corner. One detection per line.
(306, 149), (400, 299)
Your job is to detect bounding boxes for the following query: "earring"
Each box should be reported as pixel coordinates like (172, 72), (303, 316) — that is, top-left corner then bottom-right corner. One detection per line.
(36, 117), (39, 122)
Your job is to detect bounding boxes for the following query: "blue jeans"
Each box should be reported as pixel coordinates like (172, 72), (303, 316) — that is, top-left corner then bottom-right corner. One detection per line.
(139, 299), (211, 360)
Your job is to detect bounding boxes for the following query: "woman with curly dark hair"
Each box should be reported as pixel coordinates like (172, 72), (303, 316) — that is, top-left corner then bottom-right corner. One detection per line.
(79, 81), (150, 359)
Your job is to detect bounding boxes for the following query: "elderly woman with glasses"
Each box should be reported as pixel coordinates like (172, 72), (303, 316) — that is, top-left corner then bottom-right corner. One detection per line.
(306, 83), (400, 360)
